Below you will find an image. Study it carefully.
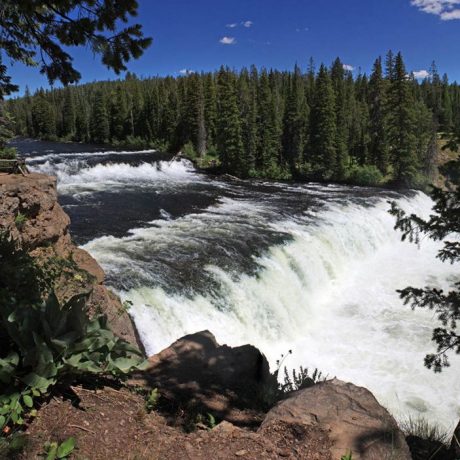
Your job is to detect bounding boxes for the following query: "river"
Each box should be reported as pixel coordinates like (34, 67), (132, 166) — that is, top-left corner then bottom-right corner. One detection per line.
(13, 138), (460, 431)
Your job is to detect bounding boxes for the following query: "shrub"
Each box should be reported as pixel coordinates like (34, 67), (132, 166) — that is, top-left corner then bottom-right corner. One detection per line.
(182, 141), (197, 159)
(14, 213), (27, 230)
(279, 366), (327, 394)
(0, 234), (146, 434)
(0, 147), (17, 160)
(347, 164), (384, 186)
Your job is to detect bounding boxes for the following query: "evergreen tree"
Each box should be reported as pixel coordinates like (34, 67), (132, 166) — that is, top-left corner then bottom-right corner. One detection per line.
(31, 92), (56, 139)
(330, 58), (349, 179)
(90, 92), (110, 144)
(282, 64), (308, 174)
(308, 64), (337, 180)
(62, 89), (76, 138)
(257, 69), (281, 173)
(387, 52), (418, 186)
(216, 67), (245, 175)
(368, 57), (389, 174)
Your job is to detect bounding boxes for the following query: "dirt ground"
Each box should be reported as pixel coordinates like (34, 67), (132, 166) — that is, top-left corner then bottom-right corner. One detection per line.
(14, 384), (332, 460)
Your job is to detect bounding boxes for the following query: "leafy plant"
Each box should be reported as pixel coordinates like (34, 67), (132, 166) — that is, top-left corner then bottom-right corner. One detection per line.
(43, 437), (75, 460)
(145, 388), (159, 413)
(341, 451), (353, 460)
(14, 213), (27, 230)
(0, 233), (146, 435)
(280, 366), (328, 394)
(206, 413), (216, 429)
(0, 388), (40, 431)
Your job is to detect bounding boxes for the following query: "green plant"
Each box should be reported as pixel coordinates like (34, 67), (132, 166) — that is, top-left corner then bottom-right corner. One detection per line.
(0, 433), (28, 458)
(341, 451), (353, 460)
(279, 366), (328, 394)
(206, 413), (216, 429)
(0, 388), (40, 431)
(400, 416), (449, 445)
(43, 437), (75, 460)
(0, 234), (146, 435)
(347, 164), (384, 186)
(14, 213), (27, 230)
(0, 147), (17, 160)
(145, 388), (159, 413)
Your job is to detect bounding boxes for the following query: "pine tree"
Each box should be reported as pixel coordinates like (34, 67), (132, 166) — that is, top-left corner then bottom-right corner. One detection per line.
(90, 91), (109, 144)
(62, 89), (76, 138)
(368, 57), (389, 174)
(330, 58), (349, 179)
(216, 67), (245, 175)
(308, 64), (337, 180)
(387, 52), (418, 186)
(31, 92), (56, 139)
(282, 64), (308, 175)
(204, 74), (218, 149)
(110, 86), (128, 141)
(257, 69), (281, 173)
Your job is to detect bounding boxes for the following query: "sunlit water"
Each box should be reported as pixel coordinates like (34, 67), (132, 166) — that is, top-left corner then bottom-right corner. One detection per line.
(15, 138), (460, 432)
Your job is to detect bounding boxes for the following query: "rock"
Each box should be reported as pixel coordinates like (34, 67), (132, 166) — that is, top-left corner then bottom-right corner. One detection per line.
(134, 331), (271, 420)
(260, 379), (411, 460)
(0, 173), (142, 351)
(450, 420), (460, 459)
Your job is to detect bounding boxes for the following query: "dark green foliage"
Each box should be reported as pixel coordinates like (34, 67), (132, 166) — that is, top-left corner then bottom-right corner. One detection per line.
(390, 183), (460, 371)
(308, 64), (337, 180)
(280, 366), (327, 394)
(0, 234), (145, 432)
(347, 164), (384, 186)
(7, 50), (451, 187)
(0, 0), (151, 93)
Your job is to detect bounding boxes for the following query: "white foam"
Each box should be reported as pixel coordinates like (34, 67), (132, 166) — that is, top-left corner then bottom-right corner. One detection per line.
(32, 159), (199, 193)
(84, 191), (460, 431)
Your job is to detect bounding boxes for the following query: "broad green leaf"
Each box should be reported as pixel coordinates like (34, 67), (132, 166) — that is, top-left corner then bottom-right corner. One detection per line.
(57, 437), (75, 458)
(23, 394), (33, 408)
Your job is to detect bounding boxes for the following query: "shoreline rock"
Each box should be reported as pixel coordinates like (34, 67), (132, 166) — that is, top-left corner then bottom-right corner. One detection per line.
(0, 172), (142, 351)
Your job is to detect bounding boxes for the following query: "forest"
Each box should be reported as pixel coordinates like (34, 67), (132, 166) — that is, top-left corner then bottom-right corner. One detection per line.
(7, 51), (460, 187)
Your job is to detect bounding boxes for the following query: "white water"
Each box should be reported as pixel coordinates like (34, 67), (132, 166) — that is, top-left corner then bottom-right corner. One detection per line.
(33, 158), (199, 194)
(83, 189), (460, 431)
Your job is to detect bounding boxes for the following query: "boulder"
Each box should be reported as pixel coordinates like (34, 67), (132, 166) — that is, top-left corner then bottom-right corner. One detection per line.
(260, 379), (411, 460)
(133, 331), (272, 420)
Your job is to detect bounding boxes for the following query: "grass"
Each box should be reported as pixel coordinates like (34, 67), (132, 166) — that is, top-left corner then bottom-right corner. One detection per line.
(400, 416), (450, 445)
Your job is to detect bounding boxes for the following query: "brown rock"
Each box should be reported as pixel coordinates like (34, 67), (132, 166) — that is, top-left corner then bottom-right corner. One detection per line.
(0, 173), (142, 351)
(260, 379), (411, 460)
(133, 331), (271, 422)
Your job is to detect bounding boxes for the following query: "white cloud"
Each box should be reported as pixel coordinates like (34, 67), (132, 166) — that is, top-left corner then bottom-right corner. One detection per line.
(413, 69), (430, 79)
(411, 0), (460, 20)
(219, 36), (237, 45)
(179, 69), (194, 75)
(343, 64), (354, 71)
(226, 23), (238, 28)
(242, 20), (253, 28)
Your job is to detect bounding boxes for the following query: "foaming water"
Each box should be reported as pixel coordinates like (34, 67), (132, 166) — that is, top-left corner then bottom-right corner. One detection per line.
(22, 140), (460, 431)
(84, 191), (460, 430)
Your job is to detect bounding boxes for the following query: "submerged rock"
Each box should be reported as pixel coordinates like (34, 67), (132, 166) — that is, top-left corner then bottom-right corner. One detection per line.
(261, 379), (411, 460)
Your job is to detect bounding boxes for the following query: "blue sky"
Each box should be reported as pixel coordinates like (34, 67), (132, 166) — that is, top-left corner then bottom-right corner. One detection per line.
(6, 0), (460, 94)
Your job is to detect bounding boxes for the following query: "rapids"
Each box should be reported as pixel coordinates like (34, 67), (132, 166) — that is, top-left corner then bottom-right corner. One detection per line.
(15, 138), (460, 431)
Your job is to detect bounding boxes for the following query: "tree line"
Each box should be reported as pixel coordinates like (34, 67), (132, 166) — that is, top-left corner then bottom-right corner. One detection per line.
(7, 52), (460, 187)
